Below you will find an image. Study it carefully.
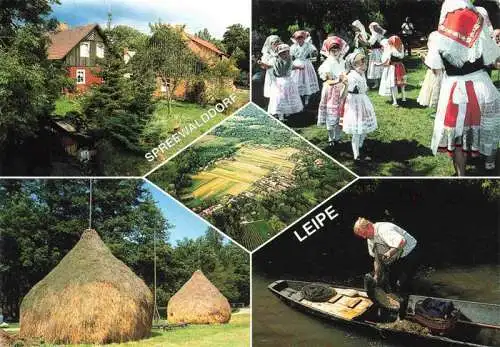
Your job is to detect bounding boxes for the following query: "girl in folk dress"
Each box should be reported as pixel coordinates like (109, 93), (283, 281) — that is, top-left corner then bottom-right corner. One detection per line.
(290, 30), (320, 106)
(352, 20), (369, 55)
(343, 52), (378, 161)
(378, 35), (407, 107)
(367, 22), (387, 88)
(267, 44), (304, 121)
(317, 36), (350, 146)
(258, 35), (282, 99)
(417, 31), (444, 109)
(429, 0), (500, 175)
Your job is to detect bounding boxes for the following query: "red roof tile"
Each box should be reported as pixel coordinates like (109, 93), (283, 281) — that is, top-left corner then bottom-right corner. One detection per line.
(185, 32), (226, 56)
(47, 24), (99, 60)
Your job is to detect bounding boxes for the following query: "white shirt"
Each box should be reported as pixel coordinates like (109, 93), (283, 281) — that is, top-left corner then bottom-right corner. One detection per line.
(367, 222), (417, 258)
(318, 56), (346, 81)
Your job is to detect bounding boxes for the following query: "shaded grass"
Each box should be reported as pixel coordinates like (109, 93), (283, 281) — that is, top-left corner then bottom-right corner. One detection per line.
(254, 57), (499, 176)
(2, 314), (250, 347)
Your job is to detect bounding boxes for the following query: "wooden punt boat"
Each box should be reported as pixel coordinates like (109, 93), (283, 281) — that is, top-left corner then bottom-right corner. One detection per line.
(268, 280), (500, 347)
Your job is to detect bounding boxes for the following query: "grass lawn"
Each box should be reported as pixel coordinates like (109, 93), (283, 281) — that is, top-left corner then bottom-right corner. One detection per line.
(53, 95), (82, 116)
(253, 56), (499, 176)
(2, 313), (250, 347)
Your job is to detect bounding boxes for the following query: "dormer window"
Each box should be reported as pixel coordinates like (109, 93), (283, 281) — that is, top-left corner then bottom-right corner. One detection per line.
(96, 42), (105, 58)
(80, 42), (90, 58)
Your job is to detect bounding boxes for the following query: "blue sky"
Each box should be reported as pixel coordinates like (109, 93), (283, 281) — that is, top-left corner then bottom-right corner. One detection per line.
(50, 0), (250, 38)
(144, 181), (227, 246)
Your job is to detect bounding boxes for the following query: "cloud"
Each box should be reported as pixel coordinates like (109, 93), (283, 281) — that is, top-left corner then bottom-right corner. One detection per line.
(51, 0), (250, 38)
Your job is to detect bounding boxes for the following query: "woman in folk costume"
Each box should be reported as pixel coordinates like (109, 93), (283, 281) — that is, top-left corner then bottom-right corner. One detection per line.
(317, 36), (350, 146)
(267, 44), (304, 121)
(343, 52), (378, 161)
(417, 31), (444, 109)
(290, 30), (320, 107)
(258, 35), (282, 99)
(352, 20), (370, 55)
(367, 22), (387, 88)
(378, 35), (407, 106)
(429, 0), (500, 175)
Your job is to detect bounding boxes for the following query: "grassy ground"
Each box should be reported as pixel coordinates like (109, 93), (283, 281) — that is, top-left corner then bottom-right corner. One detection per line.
(253, 57), (499, 176)
(1, 313), (250, 347)
(53, 96), (83, 116)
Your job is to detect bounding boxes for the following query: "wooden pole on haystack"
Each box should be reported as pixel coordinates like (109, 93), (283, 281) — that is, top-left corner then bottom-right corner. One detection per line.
(153, 228), (161, 322)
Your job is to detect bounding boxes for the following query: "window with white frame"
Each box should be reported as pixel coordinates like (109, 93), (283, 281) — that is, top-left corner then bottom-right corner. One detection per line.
(76, 69), (85, 84)
(96, 42), (105, 58)
(80, 42), (90, 58)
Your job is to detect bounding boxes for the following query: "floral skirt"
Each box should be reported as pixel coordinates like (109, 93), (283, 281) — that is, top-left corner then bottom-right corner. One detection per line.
(317, 82), (346, 130)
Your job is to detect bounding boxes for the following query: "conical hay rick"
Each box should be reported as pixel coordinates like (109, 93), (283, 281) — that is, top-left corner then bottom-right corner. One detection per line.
(19, 229), (153, 345)
(167, 270), (231, 324)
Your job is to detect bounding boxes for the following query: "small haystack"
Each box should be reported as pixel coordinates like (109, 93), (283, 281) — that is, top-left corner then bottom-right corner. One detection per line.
(19, 229), (153, 345)
(167, 270), (231, 324)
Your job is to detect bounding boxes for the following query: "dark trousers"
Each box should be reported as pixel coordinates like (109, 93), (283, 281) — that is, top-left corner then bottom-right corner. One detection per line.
(402, 35), (412, 56)
(389, 246), (419, 293)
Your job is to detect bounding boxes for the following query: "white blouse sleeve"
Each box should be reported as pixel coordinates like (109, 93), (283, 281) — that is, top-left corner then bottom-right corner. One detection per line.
(318, 60), (330, 80)
(425, 47), (444, 69)
(347, 72), (357, 92)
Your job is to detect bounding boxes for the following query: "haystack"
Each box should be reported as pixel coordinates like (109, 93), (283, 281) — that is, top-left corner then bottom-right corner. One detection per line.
(167, 270), (231, 324)
(19, 229), (153, 345)
(0, 329), (15, 346)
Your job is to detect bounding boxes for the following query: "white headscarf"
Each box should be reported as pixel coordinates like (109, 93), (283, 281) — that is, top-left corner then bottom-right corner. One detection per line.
(261, 35), (281, 56)
(476, 7), (494, 37)
(352, 20), (368, 41)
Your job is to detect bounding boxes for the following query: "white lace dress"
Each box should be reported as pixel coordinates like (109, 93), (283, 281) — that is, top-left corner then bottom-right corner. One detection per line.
(290, 42), (320, 96)
(342, 70), (378, 135)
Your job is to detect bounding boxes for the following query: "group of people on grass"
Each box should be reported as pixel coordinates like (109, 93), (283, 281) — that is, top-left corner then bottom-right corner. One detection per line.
(258, 0), (500, 175)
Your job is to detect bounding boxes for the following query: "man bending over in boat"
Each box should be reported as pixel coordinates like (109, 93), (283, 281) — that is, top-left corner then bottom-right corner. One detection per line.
(353, 217), (418, 293)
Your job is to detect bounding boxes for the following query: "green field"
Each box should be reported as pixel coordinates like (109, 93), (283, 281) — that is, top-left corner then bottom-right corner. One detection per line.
(241, 221), (274, 250)
(1, 312), (250, 347)
(188, 146), (299, 201)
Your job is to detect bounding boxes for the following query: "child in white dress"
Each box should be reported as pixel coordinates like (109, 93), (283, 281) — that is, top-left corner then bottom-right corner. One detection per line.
(378, 35), (407, 107)
(343, 52), (378, 161)
(367, 22), (386, 88)
(258, 35), (282, 99)
(417, 31), (444, 109)
(290, 30), (320, 106)
(267, 44), (304, 121)
(317, 36), (350, 146)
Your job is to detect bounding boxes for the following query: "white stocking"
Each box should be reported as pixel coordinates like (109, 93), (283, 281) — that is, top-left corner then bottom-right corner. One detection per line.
(304, 95), (310, 106)
(391, 87), (398, 105)
(352, 134), (361, 159)
(328, 129), (336, 142)
(402, 86), (406, 101)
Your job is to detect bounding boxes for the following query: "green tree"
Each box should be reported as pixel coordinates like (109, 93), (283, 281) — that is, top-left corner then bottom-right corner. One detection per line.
(83, 38), (156, 154)
(0, 1), (67, 171)
(142, 23), (200, 115)
(222, 24), (249, 72)
(106, 25), (148, 52)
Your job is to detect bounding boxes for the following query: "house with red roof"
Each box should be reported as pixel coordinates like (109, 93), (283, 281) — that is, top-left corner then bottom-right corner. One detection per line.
(48, 23), (106, 92)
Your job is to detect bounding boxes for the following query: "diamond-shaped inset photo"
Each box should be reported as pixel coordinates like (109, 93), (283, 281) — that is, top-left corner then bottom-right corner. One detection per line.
(251, 0), (500, 177)
(0, 0), (250, 176)
(0, 179), (250, 346)
(147, 103), (355, 251)
(253, 179), (499, 347)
